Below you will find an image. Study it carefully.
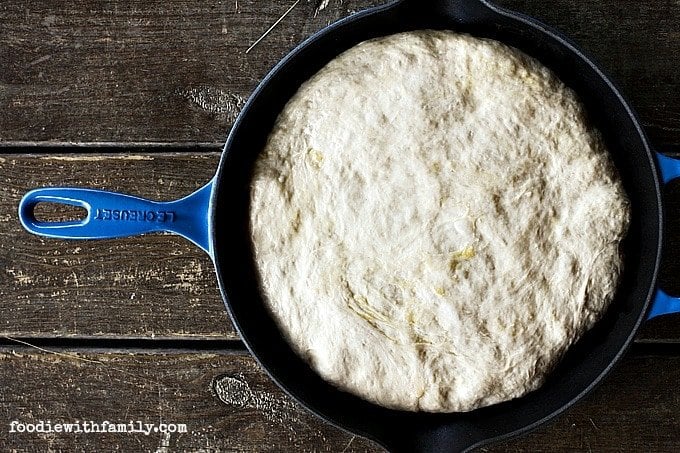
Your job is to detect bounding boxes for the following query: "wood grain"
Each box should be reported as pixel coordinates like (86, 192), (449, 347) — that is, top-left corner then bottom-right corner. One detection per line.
(0, 347), (678, 452)
(0, 0), (677, 146)
(0, 0), (381, 144)
(0, 348), (381, 452)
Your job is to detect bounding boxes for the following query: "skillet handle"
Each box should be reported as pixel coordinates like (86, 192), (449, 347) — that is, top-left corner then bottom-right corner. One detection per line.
(18, 180), (213, 256)
(648, 290), (680, 320)
(648, 152), (680, 319)
(656, 152), (680, 184)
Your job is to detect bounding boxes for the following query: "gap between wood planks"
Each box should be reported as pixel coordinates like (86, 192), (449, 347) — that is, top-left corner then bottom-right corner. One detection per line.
(0, 335), (248, 354)
(0, 335), (678, 356)
(0, 142), (224, 152)
(0, 143), (677, 155)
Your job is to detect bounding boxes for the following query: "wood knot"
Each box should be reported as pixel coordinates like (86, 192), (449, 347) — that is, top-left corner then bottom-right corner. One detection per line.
(212, 373), (301, 425)
(177, 86), (246, 121)
(212, 374), (253, 408)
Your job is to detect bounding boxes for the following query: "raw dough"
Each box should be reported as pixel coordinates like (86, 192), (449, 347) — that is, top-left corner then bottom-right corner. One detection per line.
(249, 30), (630, 412)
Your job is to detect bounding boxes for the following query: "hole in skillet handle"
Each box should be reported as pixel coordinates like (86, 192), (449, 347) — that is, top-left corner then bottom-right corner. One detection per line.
(32, 202), (89, 224)
(19, 189), (93, 232)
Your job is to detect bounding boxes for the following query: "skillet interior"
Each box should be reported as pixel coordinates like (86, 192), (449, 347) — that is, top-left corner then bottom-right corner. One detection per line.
(211, 0), (662, 451)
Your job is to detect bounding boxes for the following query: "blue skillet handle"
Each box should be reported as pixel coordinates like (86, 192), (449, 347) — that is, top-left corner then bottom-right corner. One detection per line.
(18, 180), (213, 257)
(648, 152), (680, 319)
(648, 290), (680, 320)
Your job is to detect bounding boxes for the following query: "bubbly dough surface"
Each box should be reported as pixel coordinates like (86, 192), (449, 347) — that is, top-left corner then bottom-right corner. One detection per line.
(249, 30), (630, 412)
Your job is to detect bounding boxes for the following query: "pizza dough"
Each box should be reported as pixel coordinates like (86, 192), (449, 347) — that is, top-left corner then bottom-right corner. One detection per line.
(249, 30), (630, 412)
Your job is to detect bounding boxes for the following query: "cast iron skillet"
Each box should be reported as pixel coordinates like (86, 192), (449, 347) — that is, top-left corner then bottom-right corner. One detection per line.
(17, 0), (680, 451)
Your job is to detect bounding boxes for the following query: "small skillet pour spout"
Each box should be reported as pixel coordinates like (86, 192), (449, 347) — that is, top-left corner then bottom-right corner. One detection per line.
(17, 0), (680, 451)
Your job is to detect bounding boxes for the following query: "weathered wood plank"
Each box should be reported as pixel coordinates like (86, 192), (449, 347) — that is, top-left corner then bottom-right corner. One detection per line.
(0, 0), (677, 145)
(0, 0), (381, 144)
(0, 348), (678, 452)
(3, 152), (680, 340)
(0, 349), (381, 452)
(0, 152), (235, 339)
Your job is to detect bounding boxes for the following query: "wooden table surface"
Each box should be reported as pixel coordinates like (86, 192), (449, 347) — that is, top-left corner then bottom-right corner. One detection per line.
(1, 0), (679, 451)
